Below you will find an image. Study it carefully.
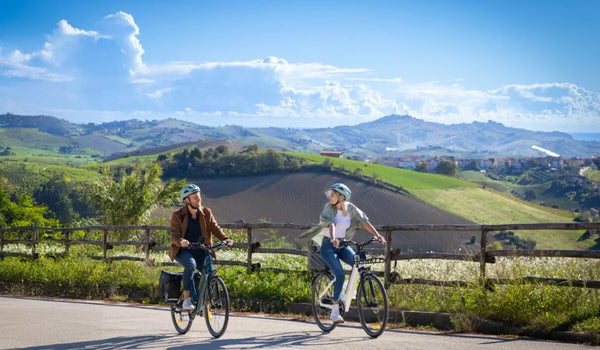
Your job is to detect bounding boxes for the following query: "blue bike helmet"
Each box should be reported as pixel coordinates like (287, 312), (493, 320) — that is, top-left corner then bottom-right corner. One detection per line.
(329, 183), (351, 201)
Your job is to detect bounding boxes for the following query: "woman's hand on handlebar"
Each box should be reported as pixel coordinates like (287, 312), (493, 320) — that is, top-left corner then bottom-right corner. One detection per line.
(180, 238), (190, 248)
(376, 235), (386, 245)
(223, 238), (234, 247)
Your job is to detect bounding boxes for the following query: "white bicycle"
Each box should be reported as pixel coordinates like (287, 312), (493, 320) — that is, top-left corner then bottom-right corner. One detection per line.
(310, 237), (389, 338)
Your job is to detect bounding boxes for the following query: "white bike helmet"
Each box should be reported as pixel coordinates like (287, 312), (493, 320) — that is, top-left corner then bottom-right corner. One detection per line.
(179, 184), (200, 203)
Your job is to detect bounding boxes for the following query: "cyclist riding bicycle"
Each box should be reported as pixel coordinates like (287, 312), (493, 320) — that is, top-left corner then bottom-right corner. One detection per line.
(170, 184), (234, 310)
(296, 183), (386, 323)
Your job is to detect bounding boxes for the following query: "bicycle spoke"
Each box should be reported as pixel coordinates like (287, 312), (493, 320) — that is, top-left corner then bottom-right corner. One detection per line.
(170, 293), (194, 334)
(357, 274), (389, 338)
(311, 273), (337, 332)
(204, 276), (230, 338)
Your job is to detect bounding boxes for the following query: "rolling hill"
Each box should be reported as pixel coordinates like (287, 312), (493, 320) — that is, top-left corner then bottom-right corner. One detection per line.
(2, 113), (599, 160)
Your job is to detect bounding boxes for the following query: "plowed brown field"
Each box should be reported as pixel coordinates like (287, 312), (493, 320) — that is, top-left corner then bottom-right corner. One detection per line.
(191, 171), (477, 253)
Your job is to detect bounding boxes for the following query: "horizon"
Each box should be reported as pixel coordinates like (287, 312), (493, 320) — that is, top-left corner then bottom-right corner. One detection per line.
(1, 1), (599, 133)
(5, 111), (600, 142)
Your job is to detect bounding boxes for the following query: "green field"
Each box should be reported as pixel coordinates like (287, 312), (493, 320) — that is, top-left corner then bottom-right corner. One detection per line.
(412, 187), (584, 250)
(0, 159), (102, 186)
(287, 152), (476, 190)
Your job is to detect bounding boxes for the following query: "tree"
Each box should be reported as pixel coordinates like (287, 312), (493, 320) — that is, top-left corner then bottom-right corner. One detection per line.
(435, 160), (458, 177)
(34, 176), (79, 225)
(416, 162), (429, 173)
(0, 188), (59, 228)
(243, 144), (259, 153)
(215, 145), (229, 156)
(92, 162), (185, 239)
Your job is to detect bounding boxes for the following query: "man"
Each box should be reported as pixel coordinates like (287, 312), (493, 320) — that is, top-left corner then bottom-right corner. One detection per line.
(170, 184), (234, 310)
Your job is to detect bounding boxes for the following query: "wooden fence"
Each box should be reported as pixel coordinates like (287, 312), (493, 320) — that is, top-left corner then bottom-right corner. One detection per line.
(2, 222), (600, 289)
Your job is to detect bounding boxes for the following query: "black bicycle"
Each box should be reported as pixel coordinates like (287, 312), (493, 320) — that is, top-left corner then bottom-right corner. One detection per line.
(311, 237), (389, 337)
(169, 242), (230, 338)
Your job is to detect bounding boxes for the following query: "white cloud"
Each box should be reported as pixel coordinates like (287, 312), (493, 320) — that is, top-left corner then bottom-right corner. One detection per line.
(100, 11), (145, 74)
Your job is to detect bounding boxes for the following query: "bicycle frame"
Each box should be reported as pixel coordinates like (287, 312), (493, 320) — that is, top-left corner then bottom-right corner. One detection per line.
(188, 243), (221, 317)
(317, 239), (375, 313)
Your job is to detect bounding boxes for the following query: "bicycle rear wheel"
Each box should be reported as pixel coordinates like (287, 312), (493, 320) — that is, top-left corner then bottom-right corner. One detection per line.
(170, 294), (195, 334)
(311, 273), (337, 332)
(356, 273), (388, 338)
(204, 275), (230, 338)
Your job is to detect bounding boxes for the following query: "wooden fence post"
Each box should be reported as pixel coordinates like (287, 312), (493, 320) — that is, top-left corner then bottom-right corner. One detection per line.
(32, 228), (38, 259)
(144, 227), (151, 263)
(384, 230), (392, 289)
(64, 229), (71, 257)
(479, 228), (488, 282)
(246, 226), (253, 272)
(103, 229), (109, 261)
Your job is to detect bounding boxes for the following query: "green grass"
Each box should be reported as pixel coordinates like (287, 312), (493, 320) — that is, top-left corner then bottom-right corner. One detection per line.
(411, 187), (588, 249)
(584, 168), (600, 182)
(287, 152), (476, 190)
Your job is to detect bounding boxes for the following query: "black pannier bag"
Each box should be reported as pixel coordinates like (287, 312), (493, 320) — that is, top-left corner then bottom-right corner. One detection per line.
(158, 271), (203, 302)
(158, 271), (182, 302)
(308, 243), (329, 272)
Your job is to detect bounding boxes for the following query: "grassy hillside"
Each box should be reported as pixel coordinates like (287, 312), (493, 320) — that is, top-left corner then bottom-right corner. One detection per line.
(412, 187), (582, 250)
(0, 159), (102, 190)
(287, 152), (476, 190)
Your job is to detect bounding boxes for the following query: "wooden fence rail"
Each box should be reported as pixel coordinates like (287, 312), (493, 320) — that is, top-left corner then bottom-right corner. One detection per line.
(2, 222), (600, 289)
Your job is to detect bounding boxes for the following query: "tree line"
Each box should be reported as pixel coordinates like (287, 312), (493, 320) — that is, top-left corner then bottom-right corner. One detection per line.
(159, 145), (302, 178)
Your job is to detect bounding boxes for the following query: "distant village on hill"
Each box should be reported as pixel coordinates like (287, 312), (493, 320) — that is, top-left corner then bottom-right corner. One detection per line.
(320, 150), (597, 173)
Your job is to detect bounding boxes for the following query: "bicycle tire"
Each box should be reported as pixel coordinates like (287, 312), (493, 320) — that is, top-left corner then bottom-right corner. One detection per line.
(311, 272), (337, 332)
(170, 293), (195, 334)
(356, 273), (388, 338)
(204, 275), (230, 338)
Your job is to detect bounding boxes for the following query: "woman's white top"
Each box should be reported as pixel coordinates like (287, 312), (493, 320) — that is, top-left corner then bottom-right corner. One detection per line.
(334, 210), (351, 239)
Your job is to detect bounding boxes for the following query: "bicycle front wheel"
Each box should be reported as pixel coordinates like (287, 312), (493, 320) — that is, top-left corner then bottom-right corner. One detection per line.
(170, 294), (195, 334)
(311, 272), (337, 332)
(204, 275), (230, 338)
(357, 273), (388, 338)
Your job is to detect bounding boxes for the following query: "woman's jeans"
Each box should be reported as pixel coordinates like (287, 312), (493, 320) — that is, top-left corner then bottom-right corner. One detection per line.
(175, 248), (208, 300)
(320, 237), (355, 302)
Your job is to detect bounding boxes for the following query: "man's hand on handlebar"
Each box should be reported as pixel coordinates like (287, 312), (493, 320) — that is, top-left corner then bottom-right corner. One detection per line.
(180, 238), (190, 247)
(223, 238), (234, 247)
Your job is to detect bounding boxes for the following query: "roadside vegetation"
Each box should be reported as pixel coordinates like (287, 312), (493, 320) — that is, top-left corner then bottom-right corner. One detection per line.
(0, 240), (598, 340)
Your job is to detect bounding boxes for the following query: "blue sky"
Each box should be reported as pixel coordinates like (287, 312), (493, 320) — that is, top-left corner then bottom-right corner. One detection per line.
(0, 0), (599, 132)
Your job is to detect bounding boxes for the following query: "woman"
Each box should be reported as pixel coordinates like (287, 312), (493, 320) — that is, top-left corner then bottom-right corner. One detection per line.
(296, 183), (386, 323)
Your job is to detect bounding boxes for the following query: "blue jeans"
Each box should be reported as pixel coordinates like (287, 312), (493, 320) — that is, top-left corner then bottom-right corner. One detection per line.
(320, 237), (355, 302)
(175, 248), (210, 300)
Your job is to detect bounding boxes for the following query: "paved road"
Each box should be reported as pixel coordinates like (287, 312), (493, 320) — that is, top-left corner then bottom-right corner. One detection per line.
(0, 296), (594, 349)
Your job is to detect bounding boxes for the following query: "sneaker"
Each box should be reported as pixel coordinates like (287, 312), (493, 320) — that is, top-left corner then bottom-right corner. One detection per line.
(182, 298), (194, 310)
(330, 303), (344, 323)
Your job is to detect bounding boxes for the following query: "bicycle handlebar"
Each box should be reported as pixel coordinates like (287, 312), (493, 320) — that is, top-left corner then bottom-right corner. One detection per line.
(339, 237), (381, 250)
(187, 241), (227, 251)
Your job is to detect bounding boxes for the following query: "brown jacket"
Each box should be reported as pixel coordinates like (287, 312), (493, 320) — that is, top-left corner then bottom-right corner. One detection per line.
(169, 206), (229, 261)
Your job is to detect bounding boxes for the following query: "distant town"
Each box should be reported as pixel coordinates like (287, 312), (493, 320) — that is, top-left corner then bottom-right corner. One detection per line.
(320, 150), (597, 173)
